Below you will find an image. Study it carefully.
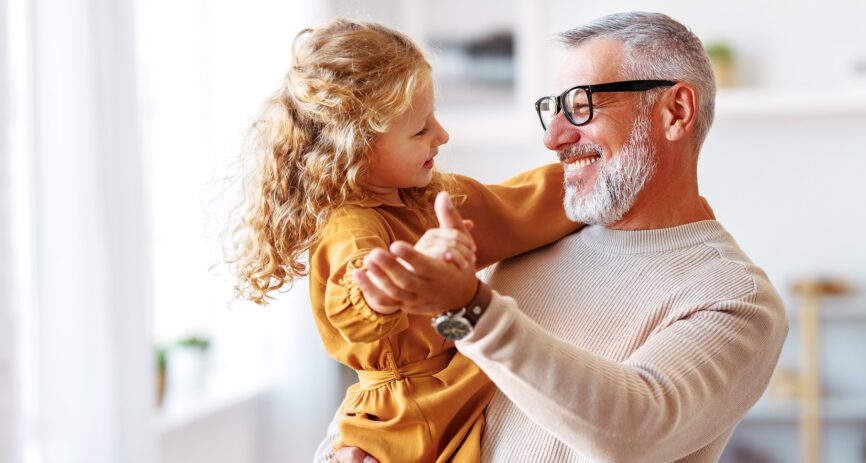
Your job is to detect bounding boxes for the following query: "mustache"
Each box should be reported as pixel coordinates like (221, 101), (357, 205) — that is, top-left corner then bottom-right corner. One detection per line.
(557, 144), (604, 162)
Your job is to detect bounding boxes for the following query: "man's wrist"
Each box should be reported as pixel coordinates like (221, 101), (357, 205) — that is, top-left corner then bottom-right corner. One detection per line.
(431, 280), (492, 341)
(462, 281), (492, 326)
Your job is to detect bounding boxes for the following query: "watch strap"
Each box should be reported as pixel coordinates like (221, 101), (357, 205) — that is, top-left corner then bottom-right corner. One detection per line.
(462, 280), (492, 326)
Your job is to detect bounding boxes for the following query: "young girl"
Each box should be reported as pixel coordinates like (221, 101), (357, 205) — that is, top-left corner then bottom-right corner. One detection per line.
(227, 19), (580, 462)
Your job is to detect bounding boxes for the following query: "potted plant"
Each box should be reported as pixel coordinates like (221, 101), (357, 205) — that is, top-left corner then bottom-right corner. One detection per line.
(705, 41), (735, 87)
(156, 345), (168, 406)
(167, 335), (212, 396)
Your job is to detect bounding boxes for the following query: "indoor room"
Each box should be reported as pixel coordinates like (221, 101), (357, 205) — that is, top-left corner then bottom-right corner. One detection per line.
(2, 0), (866, 462)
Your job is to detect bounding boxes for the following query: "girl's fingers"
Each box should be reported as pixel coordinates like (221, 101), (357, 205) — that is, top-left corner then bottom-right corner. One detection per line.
(426, 237), (476, 266)
(333, 447), (377, 463)
(444, 243), (475, 269)
(418, 228), (476, 252)
(434, 192), (469, 233)
(416, 238), (475, 269)
(443, 250), (469, 270)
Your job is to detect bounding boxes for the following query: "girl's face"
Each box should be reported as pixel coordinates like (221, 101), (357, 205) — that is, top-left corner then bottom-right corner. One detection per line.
(364, 82), (449, 199)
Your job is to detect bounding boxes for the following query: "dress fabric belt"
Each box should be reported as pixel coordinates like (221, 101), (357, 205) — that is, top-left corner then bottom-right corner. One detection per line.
(356, 351), (453, 390)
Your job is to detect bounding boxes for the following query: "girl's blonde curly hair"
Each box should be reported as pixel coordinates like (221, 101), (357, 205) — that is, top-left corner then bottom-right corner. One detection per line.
(226, 19), (458, 306)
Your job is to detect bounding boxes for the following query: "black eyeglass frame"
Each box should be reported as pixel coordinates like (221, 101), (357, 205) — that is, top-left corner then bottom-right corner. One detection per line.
(534, 79), (677, 130)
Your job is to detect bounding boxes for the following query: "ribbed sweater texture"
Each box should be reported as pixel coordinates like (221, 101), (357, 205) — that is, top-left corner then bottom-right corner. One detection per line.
(457, 220), (788, 463)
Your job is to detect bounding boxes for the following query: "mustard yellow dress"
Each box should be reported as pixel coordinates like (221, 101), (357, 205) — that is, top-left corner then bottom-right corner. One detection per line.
(308, 164), (581, 463)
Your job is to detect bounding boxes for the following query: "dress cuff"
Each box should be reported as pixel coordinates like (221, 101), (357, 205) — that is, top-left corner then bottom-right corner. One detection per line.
(344, 267), (404, 324)
(330, 257), (409, 342)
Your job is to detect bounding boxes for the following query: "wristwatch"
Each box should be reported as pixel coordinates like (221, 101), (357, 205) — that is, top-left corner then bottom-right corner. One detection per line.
(431, 281), (491, 341)
(432, 307), (476, 341)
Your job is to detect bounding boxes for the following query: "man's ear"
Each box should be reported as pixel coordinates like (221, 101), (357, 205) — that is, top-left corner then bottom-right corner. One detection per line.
(660, 83), (697, 142)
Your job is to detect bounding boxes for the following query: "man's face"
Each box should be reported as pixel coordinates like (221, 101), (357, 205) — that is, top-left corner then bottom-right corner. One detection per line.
(544, 38), (657, 225)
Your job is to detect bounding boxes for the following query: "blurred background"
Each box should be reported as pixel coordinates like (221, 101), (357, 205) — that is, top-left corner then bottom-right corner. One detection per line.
(2, 0), (866, 462)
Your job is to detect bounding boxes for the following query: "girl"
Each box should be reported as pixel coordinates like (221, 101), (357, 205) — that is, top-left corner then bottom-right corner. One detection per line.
(227, 19), (580, 463)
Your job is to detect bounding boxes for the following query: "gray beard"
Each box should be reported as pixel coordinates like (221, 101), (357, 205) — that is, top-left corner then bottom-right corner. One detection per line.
(563, 112), (656, 225)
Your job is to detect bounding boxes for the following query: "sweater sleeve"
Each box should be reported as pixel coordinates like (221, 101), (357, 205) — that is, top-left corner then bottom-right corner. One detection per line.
(314, 209), (409, 344)
(455, 163), (584, 268)
(456, 288), (788, 462)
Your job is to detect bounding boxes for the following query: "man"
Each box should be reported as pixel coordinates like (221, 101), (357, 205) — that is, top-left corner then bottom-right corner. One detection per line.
(321, 11), (787, 462)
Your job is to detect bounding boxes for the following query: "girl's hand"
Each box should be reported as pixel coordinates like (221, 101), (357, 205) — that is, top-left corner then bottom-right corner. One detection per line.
(352, 193), (481, 317)
(352, 192), (479, 316)
(354, 241), (479, 317)
(414, 220), (477, 269)
(332, 446), (378, 463)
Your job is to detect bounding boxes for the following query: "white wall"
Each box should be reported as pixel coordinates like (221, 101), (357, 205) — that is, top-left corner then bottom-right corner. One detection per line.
(542, 0), (866, 91)
(701, 115), (866, 294)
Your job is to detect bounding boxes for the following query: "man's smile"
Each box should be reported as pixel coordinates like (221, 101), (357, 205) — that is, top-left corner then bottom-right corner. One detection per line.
(564, 154), (601, 173)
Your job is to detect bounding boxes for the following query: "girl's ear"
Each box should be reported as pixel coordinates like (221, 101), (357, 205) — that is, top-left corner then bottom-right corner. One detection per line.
(660, 83), (697, 142)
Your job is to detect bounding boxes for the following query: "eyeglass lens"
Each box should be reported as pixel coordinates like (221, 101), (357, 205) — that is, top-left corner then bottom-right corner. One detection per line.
(567, 88), (590, 125)
(538, 88), (591, 129)
(537, 97), (556, 129)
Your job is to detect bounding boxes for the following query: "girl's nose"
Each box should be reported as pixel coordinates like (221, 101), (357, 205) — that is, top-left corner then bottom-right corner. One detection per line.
(434, 118), (449, 146)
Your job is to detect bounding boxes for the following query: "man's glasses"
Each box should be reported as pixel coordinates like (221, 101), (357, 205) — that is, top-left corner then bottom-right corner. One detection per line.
(534, 80), (677, 130)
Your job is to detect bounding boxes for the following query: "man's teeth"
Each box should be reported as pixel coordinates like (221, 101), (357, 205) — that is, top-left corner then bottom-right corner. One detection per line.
(565, 156), (600, 172)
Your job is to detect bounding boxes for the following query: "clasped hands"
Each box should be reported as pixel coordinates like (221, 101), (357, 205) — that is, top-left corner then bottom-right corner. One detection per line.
(352, 192), (481, 317)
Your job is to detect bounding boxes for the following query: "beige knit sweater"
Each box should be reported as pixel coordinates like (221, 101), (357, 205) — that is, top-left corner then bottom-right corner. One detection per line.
(315, 220), (788, 463)
(458, 220), (788, 462)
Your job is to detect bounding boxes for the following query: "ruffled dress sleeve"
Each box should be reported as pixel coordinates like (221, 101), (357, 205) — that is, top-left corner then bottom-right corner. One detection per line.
(313, 207), (409, 344)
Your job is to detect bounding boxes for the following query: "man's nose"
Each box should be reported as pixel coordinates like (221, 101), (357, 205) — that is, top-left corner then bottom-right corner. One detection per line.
(543, 113), (581, 151)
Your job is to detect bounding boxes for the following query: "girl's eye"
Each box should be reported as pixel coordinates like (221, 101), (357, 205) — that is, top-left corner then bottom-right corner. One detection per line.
(415, 127), (428, 136)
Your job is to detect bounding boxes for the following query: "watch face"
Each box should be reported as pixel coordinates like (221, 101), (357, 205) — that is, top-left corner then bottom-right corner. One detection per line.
(435, 318), (473, 341)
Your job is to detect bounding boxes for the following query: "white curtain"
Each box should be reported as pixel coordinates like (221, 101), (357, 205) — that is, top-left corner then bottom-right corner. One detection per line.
(4, 0), (350, 461)
(3, 0), (155, 461)
(1, 0), (19, 447)
(2, 0), (26, 460)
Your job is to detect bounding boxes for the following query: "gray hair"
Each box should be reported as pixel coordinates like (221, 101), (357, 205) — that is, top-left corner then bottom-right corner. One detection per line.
(558, 12), (716, 150)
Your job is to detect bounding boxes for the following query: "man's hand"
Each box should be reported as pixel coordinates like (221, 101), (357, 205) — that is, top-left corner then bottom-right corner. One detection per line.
(352, 192), (480, 316)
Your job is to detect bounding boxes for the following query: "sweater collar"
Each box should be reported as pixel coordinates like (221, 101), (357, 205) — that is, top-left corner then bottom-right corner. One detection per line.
(579, 220), (729, 254)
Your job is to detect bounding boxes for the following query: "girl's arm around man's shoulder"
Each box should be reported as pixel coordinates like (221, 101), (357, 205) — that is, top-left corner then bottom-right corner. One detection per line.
(453, 163), (584, 268)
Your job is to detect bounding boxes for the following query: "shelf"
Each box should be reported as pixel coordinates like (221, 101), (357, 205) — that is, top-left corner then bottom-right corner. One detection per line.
(715, 86), (866, 119)
(154, 367), (278, 434)
(436, 86), (866, 145)
(785, 297), (866, 322)
(743, 397), (866, 423)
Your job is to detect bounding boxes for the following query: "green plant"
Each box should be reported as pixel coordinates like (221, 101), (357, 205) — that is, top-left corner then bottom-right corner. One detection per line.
(156, 346), (168, 370)
(175, 335), (211, 351)
(705, 42), (734, 65)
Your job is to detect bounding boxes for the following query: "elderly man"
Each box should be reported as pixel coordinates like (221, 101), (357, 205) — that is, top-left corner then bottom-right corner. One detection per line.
(321, 11), (788, 463)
